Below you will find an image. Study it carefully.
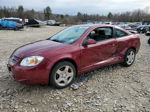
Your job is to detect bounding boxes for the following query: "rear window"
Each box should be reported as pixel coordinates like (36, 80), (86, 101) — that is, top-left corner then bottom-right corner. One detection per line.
(115, 29), (128, 38)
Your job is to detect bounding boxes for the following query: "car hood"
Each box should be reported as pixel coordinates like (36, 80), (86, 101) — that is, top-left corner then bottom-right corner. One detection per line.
(13, 40), (67, 58)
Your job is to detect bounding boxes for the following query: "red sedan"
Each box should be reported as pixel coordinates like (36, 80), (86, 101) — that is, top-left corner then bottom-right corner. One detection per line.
(7, 24), (140, 88)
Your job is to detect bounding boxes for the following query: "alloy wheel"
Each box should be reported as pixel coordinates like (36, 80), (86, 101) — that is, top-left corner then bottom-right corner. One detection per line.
(54, 65), (74, 87)
(126, 50), (135, 65)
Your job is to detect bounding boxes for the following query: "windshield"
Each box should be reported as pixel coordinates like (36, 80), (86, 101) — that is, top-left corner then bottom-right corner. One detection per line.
(50, 26), (89, 44)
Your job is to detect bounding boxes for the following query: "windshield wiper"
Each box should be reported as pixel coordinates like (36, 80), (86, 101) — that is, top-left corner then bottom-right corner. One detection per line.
(51, 39), (63, 43)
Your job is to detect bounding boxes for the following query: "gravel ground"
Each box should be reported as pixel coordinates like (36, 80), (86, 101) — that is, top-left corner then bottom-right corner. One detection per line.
(0, 26), (150, 112)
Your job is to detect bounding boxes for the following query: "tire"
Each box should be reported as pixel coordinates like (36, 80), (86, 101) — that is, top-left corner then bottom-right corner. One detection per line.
(50, 61), (76, 89)
(14, 28), (18, 31)
(122, 49), (136, 67)
(148, 38), (150, 44)
(0, 25), (2, 30)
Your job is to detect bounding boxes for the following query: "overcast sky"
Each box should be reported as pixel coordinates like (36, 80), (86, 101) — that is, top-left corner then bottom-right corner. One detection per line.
(0, 0), (150, 15)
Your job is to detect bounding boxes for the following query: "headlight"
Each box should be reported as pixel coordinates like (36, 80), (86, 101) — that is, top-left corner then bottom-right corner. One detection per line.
(20, 56), (44, 66)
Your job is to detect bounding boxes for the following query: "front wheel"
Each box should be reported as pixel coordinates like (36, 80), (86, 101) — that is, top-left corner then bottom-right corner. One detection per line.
(50, 61), (76, 89)
(122, 49), (136, 67)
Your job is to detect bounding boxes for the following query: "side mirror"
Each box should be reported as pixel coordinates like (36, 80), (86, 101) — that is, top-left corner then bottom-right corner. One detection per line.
(83, 39), (96, 46)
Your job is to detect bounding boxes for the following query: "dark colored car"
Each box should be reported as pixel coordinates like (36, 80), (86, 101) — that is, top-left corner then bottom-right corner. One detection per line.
(136, 25), (150, 33)
(118, 24), (137, 34)
(7, 25), (141, 88)
(25, 19), (45, 27)
(146, 31), (150, 36)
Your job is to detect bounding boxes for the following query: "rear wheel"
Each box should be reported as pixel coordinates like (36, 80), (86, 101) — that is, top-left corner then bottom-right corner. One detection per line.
(50, 61), (76, 89)
(122, 49), (136, 67)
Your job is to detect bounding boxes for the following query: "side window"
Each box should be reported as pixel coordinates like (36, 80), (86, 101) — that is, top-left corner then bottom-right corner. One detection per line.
(88, 27), (113, 42)
(115, 29), (128, 38)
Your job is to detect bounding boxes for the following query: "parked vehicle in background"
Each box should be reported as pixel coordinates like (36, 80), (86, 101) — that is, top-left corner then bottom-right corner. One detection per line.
(103, 22), (112, 25)
(118, 24), (137, 34)
(2, 17), (24, 24)
(146, 31), (150, 36)
(145, 26), (150, 36)
(0, 20), (16, 30)
(83, 20), (103, 25)
(54, 22), (61, 26)
(118, 24), (131, 29)
(127, 22), (142, 28)
(47, 20), (56, 25)
(142, 21), (150, 25)
(47, 20), (61, 26)
(7, 24), (140, 88)
(0, 17), (24, 30)
(25, 19), (46, 27)
(136, 25), (150, 33)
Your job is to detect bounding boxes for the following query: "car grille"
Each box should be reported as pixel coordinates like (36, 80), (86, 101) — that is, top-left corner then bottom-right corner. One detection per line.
(10, 55), (21, 65)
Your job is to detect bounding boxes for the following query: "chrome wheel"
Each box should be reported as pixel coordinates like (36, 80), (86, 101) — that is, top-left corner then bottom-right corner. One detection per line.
(54, 65), (74, 87)
(126, 50), (135, 65)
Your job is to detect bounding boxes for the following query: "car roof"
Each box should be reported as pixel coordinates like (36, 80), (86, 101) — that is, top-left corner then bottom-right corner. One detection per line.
(74, 24), (113, 27)
(73, 24), (126, 30)
(73, 24), (132, 34)
(74, 24), (126, 29)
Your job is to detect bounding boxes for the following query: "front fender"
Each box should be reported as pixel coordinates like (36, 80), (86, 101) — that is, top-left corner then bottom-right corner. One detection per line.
(46, 53), (80, 76)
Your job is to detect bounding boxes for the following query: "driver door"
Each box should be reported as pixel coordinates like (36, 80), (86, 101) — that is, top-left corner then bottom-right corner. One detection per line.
(80, 27), (117, 72)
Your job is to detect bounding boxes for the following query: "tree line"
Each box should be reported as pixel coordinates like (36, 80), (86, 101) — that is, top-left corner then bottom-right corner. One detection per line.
(0, 5), (150, 24)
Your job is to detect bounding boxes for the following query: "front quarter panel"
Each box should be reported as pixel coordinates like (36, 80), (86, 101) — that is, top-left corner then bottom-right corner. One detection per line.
(46, 45), (81, 76)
